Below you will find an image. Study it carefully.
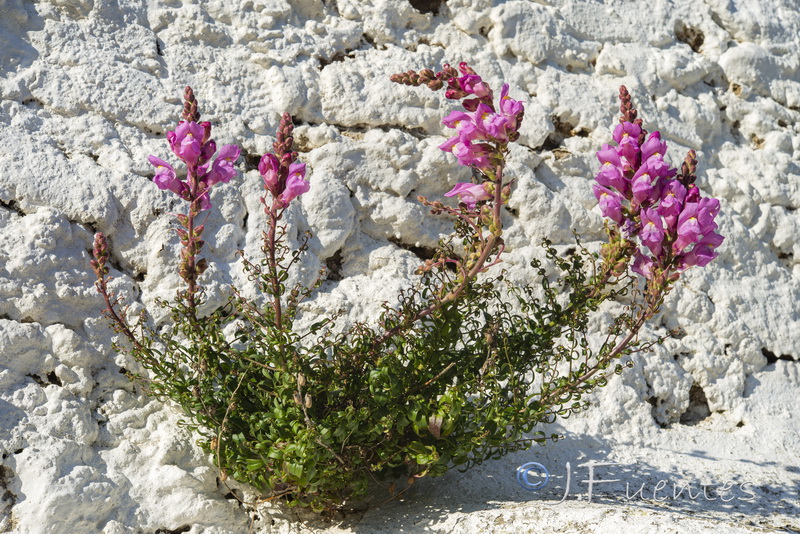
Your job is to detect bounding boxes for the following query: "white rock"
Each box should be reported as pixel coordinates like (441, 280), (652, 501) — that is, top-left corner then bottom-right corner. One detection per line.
(0, 0), (798, 532)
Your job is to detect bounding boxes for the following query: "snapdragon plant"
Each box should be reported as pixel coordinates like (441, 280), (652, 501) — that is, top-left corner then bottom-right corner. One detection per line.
(90, 68), (723, 512)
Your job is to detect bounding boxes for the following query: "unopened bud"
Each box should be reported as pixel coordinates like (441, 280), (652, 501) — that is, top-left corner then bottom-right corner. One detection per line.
(182, 86), (201, 122)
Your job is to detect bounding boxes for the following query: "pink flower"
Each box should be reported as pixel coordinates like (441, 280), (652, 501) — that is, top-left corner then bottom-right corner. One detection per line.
(442, 110), (481, 140)
(697, 197), (721, 232)
(167, 121), (206, 167)
(613, 122), (641, 162)
(631, 250), (655, 279)
(259, 153), (280, 194)
(149, 156), (188, 198)
(474, 105), (512, 142)
(498, 84), (523, 117)
(673, 203), (701, 253)
(613, 121), (641, 146)
(593, 184), (624, 224)
(678, 231), (724, 269)
(459, 75), (492, 99)
(204, 144), (240, 186)
(444, 182), (492, 209)
(631, 166), (657, 205)
(451, 140), (491, 168)
(641, 131), (668, 161)
(657, 180), (687, 229)
(279, 162), (310, 205)
(596, 144), (628, 195)
(639, 208), (665, 256)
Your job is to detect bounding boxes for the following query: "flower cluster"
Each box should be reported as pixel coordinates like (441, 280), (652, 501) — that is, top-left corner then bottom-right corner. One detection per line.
(89, 232), (110, 279)
(149, 87), (240, 212)
(593, 86), (724, 279)
(392, 63), (524, 209)
(259, 112), (309, 209)
(145, 87), (241, 303)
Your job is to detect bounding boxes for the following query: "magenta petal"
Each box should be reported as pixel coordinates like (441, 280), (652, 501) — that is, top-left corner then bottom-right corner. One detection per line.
(631, 250), (655, 279)
(148, 155), (173, 170)
(593, 184), (624, 224)
(596, 144), (622, 167)
(280, 173), (310, 205)
(442, 110), (472, 129)
(445, 182), (491, 209)
(439, 136), (460, 153)
(217, 144), (241, 162)
(613, 122), (642, 145)
(198, 191), (211, 211)
(287, 162), (306, 180)
(444, 182), (475, 197)
(258, 153), (279, 177)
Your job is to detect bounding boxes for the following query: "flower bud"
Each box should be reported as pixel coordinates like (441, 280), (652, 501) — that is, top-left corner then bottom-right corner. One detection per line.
(182, 86), (200, 122)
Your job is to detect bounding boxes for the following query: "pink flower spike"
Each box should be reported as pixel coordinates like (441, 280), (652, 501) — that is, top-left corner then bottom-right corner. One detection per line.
(444, 182), (491, 209)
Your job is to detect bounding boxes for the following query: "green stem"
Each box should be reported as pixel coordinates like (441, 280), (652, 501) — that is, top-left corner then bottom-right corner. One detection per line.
(372, 160), (507, 349)
(537, 287), (662, 407)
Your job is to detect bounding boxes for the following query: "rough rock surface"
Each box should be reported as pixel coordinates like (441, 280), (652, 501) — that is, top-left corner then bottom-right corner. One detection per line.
(0, 0), (798, 532)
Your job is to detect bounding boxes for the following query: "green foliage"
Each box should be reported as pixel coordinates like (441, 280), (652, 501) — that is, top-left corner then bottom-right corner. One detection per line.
(119, 230), (650, 513)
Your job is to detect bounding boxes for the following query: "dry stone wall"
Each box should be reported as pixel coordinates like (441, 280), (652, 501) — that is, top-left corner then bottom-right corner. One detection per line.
(0, 0), (798, 532)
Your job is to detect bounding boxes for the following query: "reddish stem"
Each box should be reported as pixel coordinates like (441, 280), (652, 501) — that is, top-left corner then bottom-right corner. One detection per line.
(373, 159), (507, 348)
